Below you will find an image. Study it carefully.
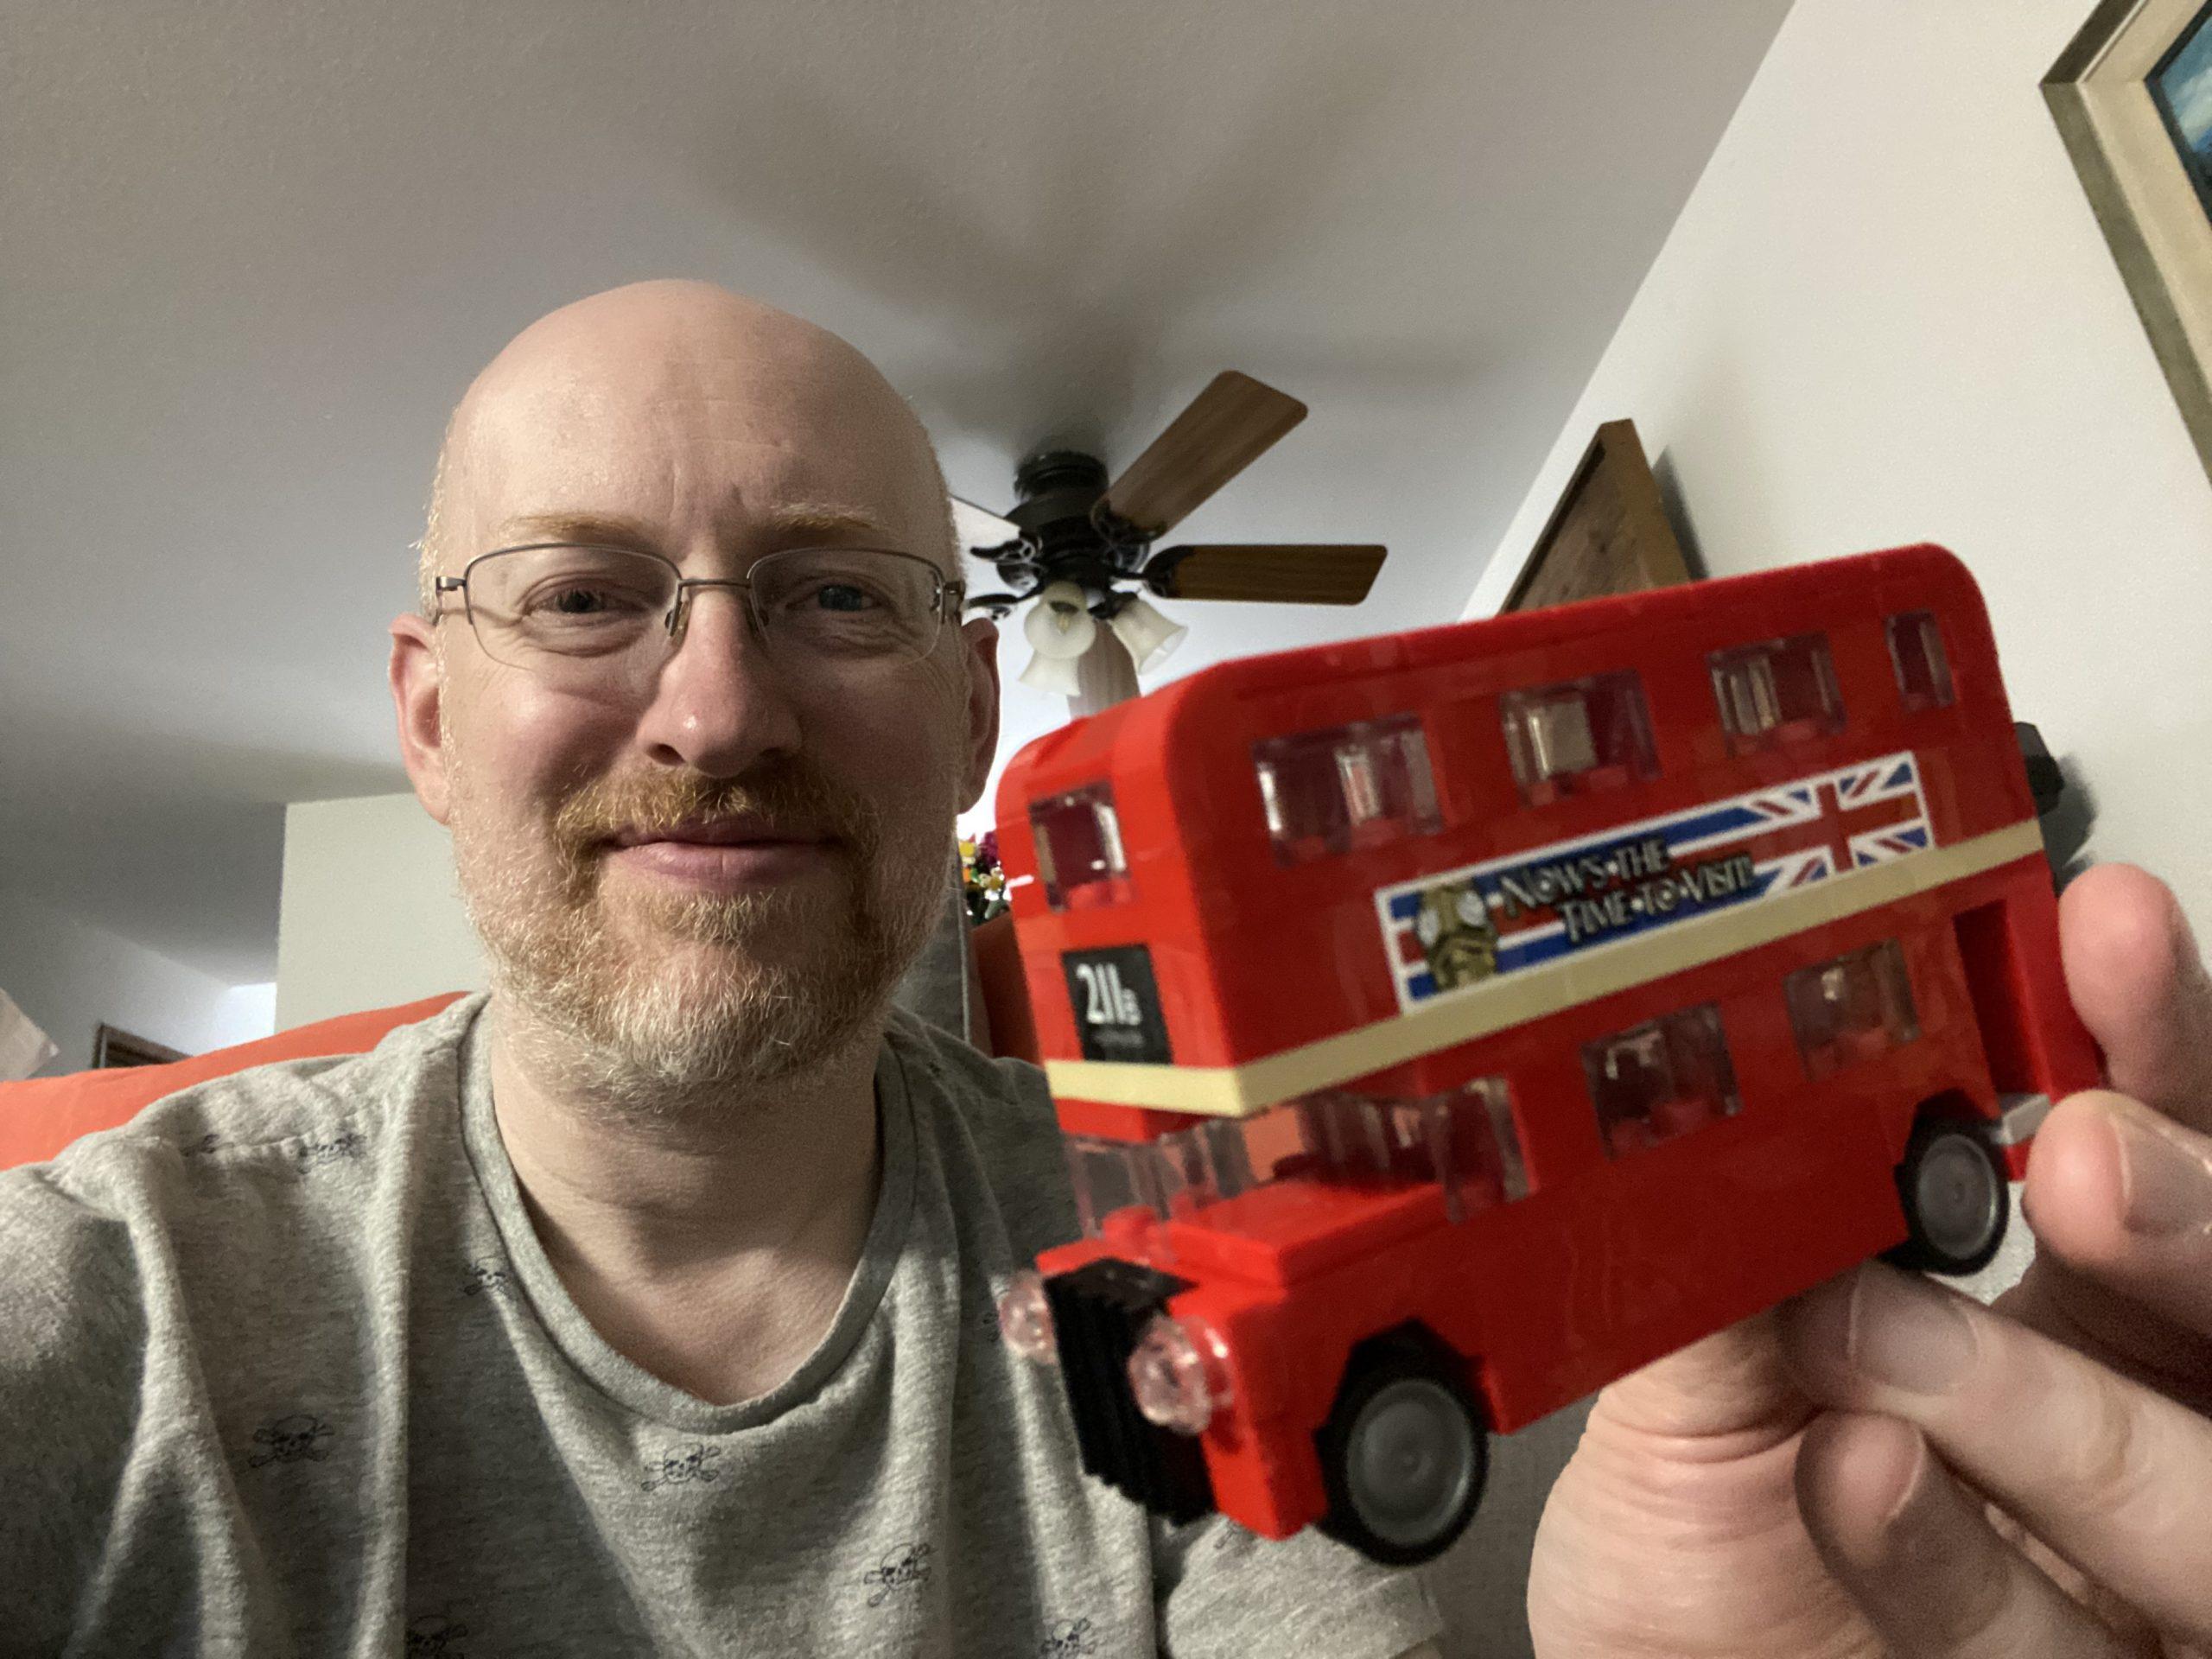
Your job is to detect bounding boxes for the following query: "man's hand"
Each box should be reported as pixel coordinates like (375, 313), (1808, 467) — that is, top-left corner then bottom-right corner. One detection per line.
(1526, 864), (2212, 1657)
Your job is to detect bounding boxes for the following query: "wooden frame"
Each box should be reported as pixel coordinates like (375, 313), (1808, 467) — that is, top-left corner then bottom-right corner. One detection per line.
(1503, 419), (1694, 614)
(93, 1023), (185, 1069)
(2047, 0), (2212, 487)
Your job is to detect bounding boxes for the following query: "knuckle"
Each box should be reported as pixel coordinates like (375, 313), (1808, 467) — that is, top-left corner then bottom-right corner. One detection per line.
(2056, 1361), (2155, 1528)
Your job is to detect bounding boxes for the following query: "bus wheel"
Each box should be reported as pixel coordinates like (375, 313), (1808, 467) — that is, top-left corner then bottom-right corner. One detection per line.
(1316, 1334), (1487, 1567)
(1886, 1117), (2009, 1275)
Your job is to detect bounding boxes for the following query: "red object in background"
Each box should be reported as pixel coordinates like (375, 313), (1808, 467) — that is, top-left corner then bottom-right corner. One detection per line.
(0, 994), (467, 1171)
(971, 913), (1040, 1064)
(992, 544), (2101, 1564)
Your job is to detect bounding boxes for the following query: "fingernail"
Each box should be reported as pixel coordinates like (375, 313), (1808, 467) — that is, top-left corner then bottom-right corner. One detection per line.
(2115, 1113), (2210, 1238)
(1846, 1267), (1976, 1395)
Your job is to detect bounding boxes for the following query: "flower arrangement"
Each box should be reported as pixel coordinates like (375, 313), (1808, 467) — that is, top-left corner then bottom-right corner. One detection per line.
(960, 831), (1008, 925)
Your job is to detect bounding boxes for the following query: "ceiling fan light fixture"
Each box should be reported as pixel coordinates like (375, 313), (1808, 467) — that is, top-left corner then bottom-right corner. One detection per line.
(1021, 581), (1097, 661)
(1018, 648), (1085, 697)
(1107, 596), (1188, 673)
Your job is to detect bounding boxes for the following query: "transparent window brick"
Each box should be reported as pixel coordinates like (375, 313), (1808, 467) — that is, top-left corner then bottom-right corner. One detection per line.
(1708, 633), (1846, 755)
(1253, 715), (1442, 866)
(1885, 610), (1955, 713)
(1073, 1077), (1533, 1243)
(1499, 671), (1659, 806)
(1785, 938), (1922, 1081)
(1583, 1004), (1741, 1159)
(1030, 783), (1131, 911)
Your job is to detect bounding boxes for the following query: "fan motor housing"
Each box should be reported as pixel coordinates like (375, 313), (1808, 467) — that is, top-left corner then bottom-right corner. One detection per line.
(1005, 450), (1146, 591)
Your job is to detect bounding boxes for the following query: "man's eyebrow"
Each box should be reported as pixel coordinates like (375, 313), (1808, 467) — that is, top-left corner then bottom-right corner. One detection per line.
(490, 511), (662, 550)
(760, 502), (898, 542)
(488, 504), (898, 549)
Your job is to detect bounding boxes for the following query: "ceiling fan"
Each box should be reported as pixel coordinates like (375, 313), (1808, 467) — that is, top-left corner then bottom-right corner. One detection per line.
(951, 372), (1387, 709)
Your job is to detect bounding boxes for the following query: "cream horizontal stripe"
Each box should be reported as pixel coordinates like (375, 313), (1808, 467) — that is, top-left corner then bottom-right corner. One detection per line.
(1043, 819), (2046, 1119)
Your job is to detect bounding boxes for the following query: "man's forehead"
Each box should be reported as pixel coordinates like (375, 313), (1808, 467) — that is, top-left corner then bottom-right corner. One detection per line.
(483, 499), (906, 552)
(455, 367), (940, 550)
(477, 352), (909, 469)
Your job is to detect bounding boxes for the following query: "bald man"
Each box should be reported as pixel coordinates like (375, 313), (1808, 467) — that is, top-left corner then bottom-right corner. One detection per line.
(10, 283), (2212, 1659)
(0, 283), (1444, 1656)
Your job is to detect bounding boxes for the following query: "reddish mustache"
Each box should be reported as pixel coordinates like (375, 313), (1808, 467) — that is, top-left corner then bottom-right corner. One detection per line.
(552, 766), (878, 861)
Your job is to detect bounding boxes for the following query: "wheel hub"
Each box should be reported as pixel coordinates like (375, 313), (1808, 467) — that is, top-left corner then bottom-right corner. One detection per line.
(1344, 1377), (1478, 1549)
(1916, 1135), (2003, 1259)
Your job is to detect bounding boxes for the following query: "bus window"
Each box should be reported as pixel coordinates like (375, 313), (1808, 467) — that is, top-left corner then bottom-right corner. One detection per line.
(1252, 715), (1442, 866)
(1030, 784), (1132, 911)
(1284, 1083), (1528, 1220)
(1886, 611), (1955, 712)
(1583, 1004), (1741, 1159)
(1785, 939), (1921, 1080)
(1498, 671), (1659, 806)
(1065, 1133), (1173, 1240)
(1409, 1076), (1529, 1220)
(1066, 1077), (1530, 1243)
(1708, 633), (1845, 755)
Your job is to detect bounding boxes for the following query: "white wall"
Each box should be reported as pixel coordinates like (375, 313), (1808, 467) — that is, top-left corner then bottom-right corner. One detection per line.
(276, 793), (485, 1031)
(271, 794), (981, 1039)
(1475, 0), (2212, 936)
(0, 887), (276, 1075)
(213, 981), (280, 1047)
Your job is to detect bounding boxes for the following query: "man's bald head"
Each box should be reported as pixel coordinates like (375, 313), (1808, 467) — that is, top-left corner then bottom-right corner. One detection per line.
(418, 280), (957, 613)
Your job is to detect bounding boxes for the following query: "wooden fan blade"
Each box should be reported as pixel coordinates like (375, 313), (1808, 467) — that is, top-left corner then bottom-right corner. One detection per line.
(1102, 372), (1307, 537)
(1144, 543), (1385, 605)
(951, 496), (1021, 555)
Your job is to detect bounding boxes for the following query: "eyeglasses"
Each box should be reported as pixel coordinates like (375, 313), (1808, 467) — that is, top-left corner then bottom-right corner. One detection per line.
(433, 543), (964, 695)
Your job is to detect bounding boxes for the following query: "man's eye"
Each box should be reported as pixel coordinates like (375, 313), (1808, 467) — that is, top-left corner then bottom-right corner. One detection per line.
(528, 585), (648, 617)
(808, 582), (880, 613)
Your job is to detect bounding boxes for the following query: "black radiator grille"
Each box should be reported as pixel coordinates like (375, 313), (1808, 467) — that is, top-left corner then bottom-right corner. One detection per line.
(1045, 1257), (1217, 1525)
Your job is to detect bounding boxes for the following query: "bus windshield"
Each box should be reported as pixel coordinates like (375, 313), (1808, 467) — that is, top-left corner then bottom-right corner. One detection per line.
(1065, 1078), (1528, 1242)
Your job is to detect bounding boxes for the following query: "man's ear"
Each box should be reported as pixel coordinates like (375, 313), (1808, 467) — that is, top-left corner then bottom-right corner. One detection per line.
(390, 613), (453, 826)
(957, 615), (1001, 815)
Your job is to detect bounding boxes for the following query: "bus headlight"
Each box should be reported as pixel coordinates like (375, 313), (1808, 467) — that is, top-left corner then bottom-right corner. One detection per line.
(995, 1270), (1058, 1365)
(1128, 1315), (1229, 1435)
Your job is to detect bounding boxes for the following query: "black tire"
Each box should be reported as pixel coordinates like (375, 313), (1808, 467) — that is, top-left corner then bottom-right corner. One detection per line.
(1885, 1116), (2009, 1275)
(1315, 1333), (1488, 1567)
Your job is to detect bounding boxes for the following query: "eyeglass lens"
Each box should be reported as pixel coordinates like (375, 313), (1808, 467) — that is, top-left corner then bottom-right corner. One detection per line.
(461, 544), (944, 689)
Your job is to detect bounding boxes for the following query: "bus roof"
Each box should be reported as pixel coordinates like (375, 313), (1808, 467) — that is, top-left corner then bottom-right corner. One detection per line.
(999, 542), (1988, 819)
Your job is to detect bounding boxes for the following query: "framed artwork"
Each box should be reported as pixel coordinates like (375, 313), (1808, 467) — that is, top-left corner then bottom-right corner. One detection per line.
(1503, 418), (1694, 613)
(93, 1023), (185, 1068)
(2047, 0), (2212, 486)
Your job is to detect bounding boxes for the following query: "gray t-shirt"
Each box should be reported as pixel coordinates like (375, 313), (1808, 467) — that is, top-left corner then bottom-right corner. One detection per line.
(0, 996), (1440, 1656)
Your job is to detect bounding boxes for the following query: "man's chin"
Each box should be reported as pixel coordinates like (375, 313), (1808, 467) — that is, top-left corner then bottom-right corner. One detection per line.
(602, 885), (849, 972)
(488, 894), (910, 1096)
(498, 943), (883, 1096)
(623, 932), (844, 996)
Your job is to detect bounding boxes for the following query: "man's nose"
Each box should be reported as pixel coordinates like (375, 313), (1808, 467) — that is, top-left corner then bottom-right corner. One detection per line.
(631, 586), (803, 777)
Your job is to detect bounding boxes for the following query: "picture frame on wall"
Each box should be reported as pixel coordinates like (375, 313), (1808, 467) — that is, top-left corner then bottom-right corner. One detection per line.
(2047, 0), (2212, 487)
(92, 1023), (184, 1069)
(1503, 418), (1694, 613)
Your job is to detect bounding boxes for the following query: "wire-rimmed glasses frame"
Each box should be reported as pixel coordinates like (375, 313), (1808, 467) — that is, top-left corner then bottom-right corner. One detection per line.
(432, 541), (966, 694)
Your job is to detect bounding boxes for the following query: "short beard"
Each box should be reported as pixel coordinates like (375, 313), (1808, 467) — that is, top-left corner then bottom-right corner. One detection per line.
(450, 753), (949, 1114)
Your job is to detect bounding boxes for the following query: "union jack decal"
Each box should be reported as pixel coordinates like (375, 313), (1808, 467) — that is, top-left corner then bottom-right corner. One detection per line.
(1376, 752), (1934, 1012)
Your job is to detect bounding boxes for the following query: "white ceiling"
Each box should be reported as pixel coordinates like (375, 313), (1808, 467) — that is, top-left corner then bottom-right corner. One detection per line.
(0, 0), (1791, 985)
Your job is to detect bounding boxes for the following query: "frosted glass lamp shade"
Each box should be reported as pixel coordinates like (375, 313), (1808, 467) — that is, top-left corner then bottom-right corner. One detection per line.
(1108, 597), (1188, 673)
(1018, 649), (1085, 696)
(1022, 582), (1097, 661)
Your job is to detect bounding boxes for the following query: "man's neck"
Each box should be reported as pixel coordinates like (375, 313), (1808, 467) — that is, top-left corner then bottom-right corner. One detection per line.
(483, 998), (886, 1407)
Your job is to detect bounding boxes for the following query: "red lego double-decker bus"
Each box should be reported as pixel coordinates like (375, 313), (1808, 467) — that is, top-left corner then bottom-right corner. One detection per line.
(990, 543), (2101, 1564)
